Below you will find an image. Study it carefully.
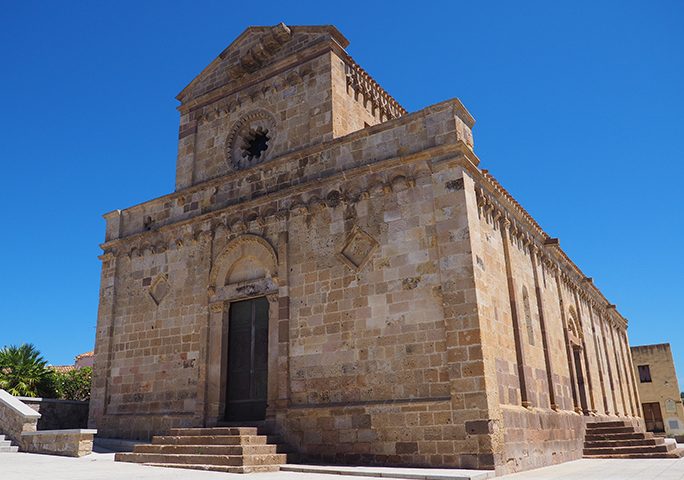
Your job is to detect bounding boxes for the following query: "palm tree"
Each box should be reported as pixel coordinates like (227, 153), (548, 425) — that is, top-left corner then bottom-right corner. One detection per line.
(0, 344), (52, 397)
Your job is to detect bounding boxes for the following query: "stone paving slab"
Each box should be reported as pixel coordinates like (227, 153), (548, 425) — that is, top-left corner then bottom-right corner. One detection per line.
(498, 457), (684, 479)
(280, 464), (494, 480)
(3, 451), (684, 480)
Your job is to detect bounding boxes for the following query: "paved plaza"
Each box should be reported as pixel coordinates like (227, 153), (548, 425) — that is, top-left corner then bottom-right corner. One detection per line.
(2, 452), (684, 480)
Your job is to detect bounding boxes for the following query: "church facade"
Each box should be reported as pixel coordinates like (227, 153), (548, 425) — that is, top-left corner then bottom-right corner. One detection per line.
(90, 24), (643, 474)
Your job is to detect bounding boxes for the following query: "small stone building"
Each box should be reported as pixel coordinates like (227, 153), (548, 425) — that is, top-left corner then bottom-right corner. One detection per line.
(631, 343), (684, 437)
(75, 351), (94, 369)
(90, 23), (643, 474)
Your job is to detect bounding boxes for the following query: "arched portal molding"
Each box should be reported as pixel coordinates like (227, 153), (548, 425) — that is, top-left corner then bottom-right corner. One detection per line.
(567, 306), (583, 347)
(208, 234), (278, 293)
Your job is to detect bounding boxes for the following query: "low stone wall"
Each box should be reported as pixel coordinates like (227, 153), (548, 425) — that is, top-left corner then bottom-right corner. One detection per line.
(21, 429), (97, 457)
(0, 389), (40, 445)
(1, 390), (96, 457)
(17, 397), (89, 430)
(497, 405), (645, 475)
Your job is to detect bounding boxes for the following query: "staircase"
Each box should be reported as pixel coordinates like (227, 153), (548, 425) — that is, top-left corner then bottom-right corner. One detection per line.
(0, 434), (18, 453)
(115, 426), (289, 473)
(584, 421), (684, 459)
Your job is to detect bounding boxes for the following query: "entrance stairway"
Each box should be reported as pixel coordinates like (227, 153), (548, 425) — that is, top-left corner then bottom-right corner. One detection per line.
(583, 421), (684, 459)
(115, 426), (289, 473)
(0, 434), (18, 453)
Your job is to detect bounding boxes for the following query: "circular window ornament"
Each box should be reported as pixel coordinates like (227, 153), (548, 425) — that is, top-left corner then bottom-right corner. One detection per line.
(226, 110), (277, 170)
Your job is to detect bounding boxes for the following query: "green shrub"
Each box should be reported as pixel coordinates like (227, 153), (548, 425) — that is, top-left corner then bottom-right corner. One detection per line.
(51, 367), (92, 401)
(0, 344), (55, 397)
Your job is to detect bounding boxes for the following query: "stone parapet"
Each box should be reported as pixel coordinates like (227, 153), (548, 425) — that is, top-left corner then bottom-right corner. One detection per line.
(21, 429), (97, 457)
(496, 405), (643, 474)
(17, 397), (89, 431)
(1, 390), (96, 456)
(0, 389), (40, 446)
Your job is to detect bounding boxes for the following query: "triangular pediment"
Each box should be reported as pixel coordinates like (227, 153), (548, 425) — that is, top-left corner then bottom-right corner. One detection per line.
(177, 23), (349, 105)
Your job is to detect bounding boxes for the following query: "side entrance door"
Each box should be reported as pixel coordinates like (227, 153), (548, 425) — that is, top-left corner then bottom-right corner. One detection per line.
(573, 348), (589, 413)
(642, 402), (665, 433)
(225, 296), (269, 421)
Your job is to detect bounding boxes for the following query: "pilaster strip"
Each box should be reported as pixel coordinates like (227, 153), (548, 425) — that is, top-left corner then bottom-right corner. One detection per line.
(588, 302), (609, 413)
(573, 291), (596, 412)
(555, 271), (580, 411)
(608, 321), (628, 415)
(530, 246), (556, 409)
(501, 218), (531, 408)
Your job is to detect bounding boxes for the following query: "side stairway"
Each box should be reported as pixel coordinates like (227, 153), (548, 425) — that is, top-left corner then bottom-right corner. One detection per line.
(584, 421), (684, 459)
(0, 434), (19, 453)
(115, 427), (289, 473)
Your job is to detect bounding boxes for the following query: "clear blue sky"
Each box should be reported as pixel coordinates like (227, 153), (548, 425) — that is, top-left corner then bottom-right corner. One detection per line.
(1, 1), (682, 384)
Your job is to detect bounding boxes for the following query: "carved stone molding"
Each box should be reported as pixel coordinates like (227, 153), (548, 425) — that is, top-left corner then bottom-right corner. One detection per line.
(225, 109), (278, 171)
(266, 293), (279, 304)
(148, 274), (170, 306)
(344, 61), (406, 121)
(209, 302), (225, 314)
(475, 182), (625, 325)
(208, 234), (278, 293)
(227, 23), (292, 80)
(338, 226), (379, 271)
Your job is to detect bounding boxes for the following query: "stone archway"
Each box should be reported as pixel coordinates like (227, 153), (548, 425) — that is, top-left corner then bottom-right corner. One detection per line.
(204, 234), (282, 426)
(567, 307), (589, 414)
(208, 234), (278, 294)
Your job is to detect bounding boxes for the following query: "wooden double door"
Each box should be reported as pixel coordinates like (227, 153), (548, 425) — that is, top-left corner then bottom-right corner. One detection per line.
(225, 297), (269, 421)
(642, 402), (665, 433)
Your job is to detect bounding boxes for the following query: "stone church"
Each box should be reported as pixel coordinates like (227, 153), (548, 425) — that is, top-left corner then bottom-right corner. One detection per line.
(90, 24), (653, 474)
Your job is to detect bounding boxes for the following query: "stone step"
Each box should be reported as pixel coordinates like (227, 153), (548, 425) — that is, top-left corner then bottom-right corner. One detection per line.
(152, 434), (269, 446)
(585, 438), (663, 448)
(134, 444), (278, 455)
(584, 444), (673, 456)
(585, 432), (651, 441)
(166, 427), (258, 436)
(0, 446), (18, 453)
(586, 421), (628, 429)
(116, 452), (287, 466)
(584, 426), (635, 434)
(581, 421), (677, 460)
(584, 448), (684, 459)
(143, 463), (280, 473)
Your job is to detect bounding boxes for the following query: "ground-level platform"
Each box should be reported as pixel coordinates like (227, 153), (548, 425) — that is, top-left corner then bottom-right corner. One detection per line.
(3, 450), (684, 479)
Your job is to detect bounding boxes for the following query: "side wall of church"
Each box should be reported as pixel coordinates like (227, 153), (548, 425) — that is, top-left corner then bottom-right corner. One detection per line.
(467, 180), (642, 474)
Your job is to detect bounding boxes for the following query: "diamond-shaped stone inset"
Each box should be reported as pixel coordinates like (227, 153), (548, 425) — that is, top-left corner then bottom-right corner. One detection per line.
(149, 275), (170, 306)
(339, 226), (378, 271)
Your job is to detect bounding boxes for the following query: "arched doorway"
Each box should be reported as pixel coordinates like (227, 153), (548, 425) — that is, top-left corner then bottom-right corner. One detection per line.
(568, 308), (589, 414)
(205, 234), (280, 425)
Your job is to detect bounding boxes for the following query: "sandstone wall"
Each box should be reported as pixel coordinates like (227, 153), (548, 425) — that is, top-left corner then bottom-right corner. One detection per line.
(467, 174), (641, 474)
(19, 398), (89, 431)
(104, 100), (471, 242)
(330, 53), (383, 137)
(186, 54), (334, 185)
(92, 101), (478, 450)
